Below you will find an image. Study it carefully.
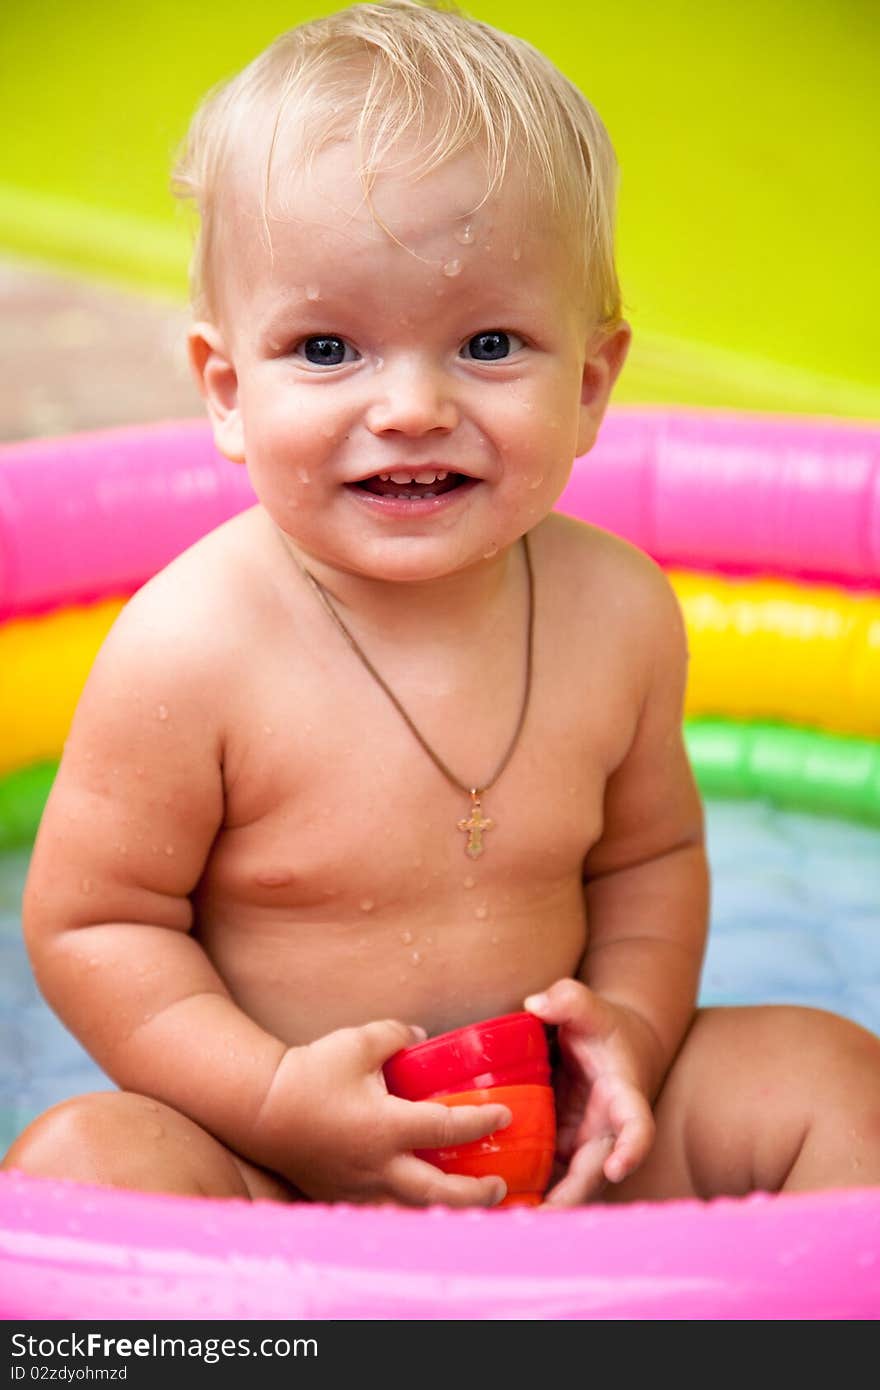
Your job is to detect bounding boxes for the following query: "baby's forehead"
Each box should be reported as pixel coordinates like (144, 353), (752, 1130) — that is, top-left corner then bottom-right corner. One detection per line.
(209, 123), (590, 331)
(221, 132), (542, 264)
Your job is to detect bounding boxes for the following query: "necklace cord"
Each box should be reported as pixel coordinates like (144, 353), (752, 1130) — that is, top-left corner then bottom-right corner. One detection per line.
(280, 532), (534, 800)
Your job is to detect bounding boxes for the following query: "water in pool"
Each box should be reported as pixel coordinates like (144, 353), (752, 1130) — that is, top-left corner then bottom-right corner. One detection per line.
(1, 797), (878, 1153)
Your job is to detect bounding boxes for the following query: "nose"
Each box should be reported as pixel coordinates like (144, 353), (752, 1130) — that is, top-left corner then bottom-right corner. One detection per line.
(364, 358), (459, 437)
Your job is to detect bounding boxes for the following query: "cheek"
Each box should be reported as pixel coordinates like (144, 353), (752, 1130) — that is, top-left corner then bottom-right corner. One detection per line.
(242, 378), (345, 457)
(501, 379), (580, 465)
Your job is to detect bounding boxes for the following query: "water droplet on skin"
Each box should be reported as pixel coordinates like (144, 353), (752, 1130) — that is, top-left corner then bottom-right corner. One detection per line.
(512, 245), (521, 261)
(297, 469), (312, 484)
(80, 878), (93, 895)
(424, 935), (433, 945)
(475, 905), (488, 920)
(454, 223), (475, 245)
(164, 845), (175, 857)
(156, 704), (169, 721)
(528, 474), (544, 490)
(144, 1121), (164, 1141)
(411, 951), (423, 965)
(400, 930), (413, 944)
(359, 898), (375, 913)
(463, 876), (475, 889)
(442, 258), (462, 277)
(482, 542), (499, 559)
(305, 284), (320, 301)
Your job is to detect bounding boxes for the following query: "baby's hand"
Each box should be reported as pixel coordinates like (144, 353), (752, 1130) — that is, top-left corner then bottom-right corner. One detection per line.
(525, 979), (657, 1206)
(253, 1019), (512, 1207)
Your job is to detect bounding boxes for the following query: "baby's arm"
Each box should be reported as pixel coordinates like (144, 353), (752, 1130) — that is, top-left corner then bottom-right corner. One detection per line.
(23, 592), (509, 1206)
(528, 558), (708, 1202)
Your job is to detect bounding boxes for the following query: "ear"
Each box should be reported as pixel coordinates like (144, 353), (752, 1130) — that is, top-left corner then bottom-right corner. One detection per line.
(576, 321), (632, 456)
(187, 321), (246, 464)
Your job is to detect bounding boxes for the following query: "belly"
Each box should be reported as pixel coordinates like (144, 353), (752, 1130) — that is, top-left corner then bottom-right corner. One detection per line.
(194, 883), (587, 1043)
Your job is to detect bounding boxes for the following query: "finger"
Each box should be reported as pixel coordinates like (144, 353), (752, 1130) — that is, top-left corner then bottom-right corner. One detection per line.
(603, 1103), (655, 1184)
(388, 1154), (507, 1209)
(393, 1097), (513, 1150)
(541, 1134), (615, 1208)
(355, 1018), (428, 1073)
(524, 979), (598, 1032)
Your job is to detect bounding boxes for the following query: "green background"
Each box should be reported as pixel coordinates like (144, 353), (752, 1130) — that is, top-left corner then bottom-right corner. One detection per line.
(1, 0), (877, 414)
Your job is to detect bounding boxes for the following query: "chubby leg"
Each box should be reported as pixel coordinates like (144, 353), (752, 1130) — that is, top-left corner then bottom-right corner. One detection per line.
(606, 1005), (880, 1203)
(0, 1091), (295, 1203)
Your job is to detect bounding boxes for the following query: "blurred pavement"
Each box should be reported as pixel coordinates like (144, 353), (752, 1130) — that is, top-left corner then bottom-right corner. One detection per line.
(0, 258), (201, 443)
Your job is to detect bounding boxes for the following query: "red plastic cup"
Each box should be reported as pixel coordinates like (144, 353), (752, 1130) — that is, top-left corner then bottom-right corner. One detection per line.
(383, 1011), (551, 1099)
(383, 1012), (556, 1207)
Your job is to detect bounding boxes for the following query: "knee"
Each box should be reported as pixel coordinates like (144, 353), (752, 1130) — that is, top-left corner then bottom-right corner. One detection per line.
(2, 1091), (167, 1184)
(780, 1006), (880, 1083)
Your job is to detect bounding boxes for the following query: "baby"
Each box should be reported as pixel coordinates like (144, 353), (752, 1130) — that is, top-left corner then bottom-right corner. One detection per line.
(5, 0), (880, 1208)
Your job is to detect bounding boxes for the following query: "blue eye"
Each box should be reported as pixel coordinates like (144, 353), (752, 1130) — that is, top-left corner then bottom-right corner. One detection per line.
(297, 336), (357, 367)
(462, 331), (523, 362)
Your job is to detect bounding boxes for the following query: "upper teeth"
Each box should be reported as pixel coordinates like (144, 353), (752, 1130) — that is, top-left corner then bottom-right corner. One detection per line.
(377, 470), (449, 484)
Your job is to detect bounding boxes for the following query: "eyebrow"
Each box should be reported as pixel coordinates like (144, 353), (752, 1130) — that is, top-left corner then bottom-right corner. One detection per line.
(257, 298), (328, 345)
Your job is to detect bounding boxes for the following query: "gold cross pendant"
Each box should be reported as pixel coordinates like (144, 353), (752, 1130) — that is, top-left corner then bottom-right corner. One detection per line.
(458, 791), (494, 859)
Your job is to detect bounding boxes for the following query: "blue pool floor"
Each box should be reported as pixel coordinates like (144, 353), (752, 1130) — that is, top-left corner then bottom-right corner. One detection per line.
(2, 797), (879, 1154)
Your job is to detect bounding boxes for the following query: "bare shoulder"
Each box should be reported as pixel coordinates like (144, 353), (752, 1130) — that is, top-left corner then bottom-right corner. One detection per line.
(533, 511), (684, 646)
(58, 504), (277, 800)
(88, 506), (271, 696)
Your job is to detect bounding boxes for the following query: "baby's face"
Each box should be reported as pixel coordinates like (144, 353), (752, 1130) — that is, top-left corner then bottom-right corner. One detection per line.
(194, 137), (627, 585)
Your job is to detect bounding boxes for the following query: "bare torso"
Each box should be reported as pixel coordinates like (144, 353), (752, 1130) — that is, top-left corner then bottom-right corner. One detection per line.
(187, 507), (642, 1041)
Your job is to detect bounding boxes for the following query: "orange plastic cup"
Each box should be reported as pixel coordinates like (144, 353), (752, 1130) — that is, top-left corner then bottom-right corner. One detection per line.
(415, 1083), (556, 1207)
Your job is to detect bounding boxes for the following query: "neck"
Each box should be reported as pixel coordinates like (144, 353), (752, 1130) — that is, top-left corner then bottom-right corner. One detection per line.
(275, 529), (530, 648)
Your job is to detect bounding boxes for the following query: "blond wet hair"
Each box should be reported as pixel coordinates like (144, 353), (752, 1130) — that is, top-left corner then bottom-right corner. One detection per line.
(173, 0), (622, 326)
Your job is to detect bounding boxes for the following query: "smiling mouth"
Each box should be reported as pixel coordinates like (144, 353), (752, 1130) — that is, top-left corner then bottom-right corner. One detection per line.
(352, 470), (472, 500)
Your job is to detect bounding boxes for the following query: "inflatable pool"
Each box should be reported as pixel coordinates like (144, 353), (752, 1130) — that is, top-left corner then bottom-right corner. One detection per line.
(1, 406), (879, 1319)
